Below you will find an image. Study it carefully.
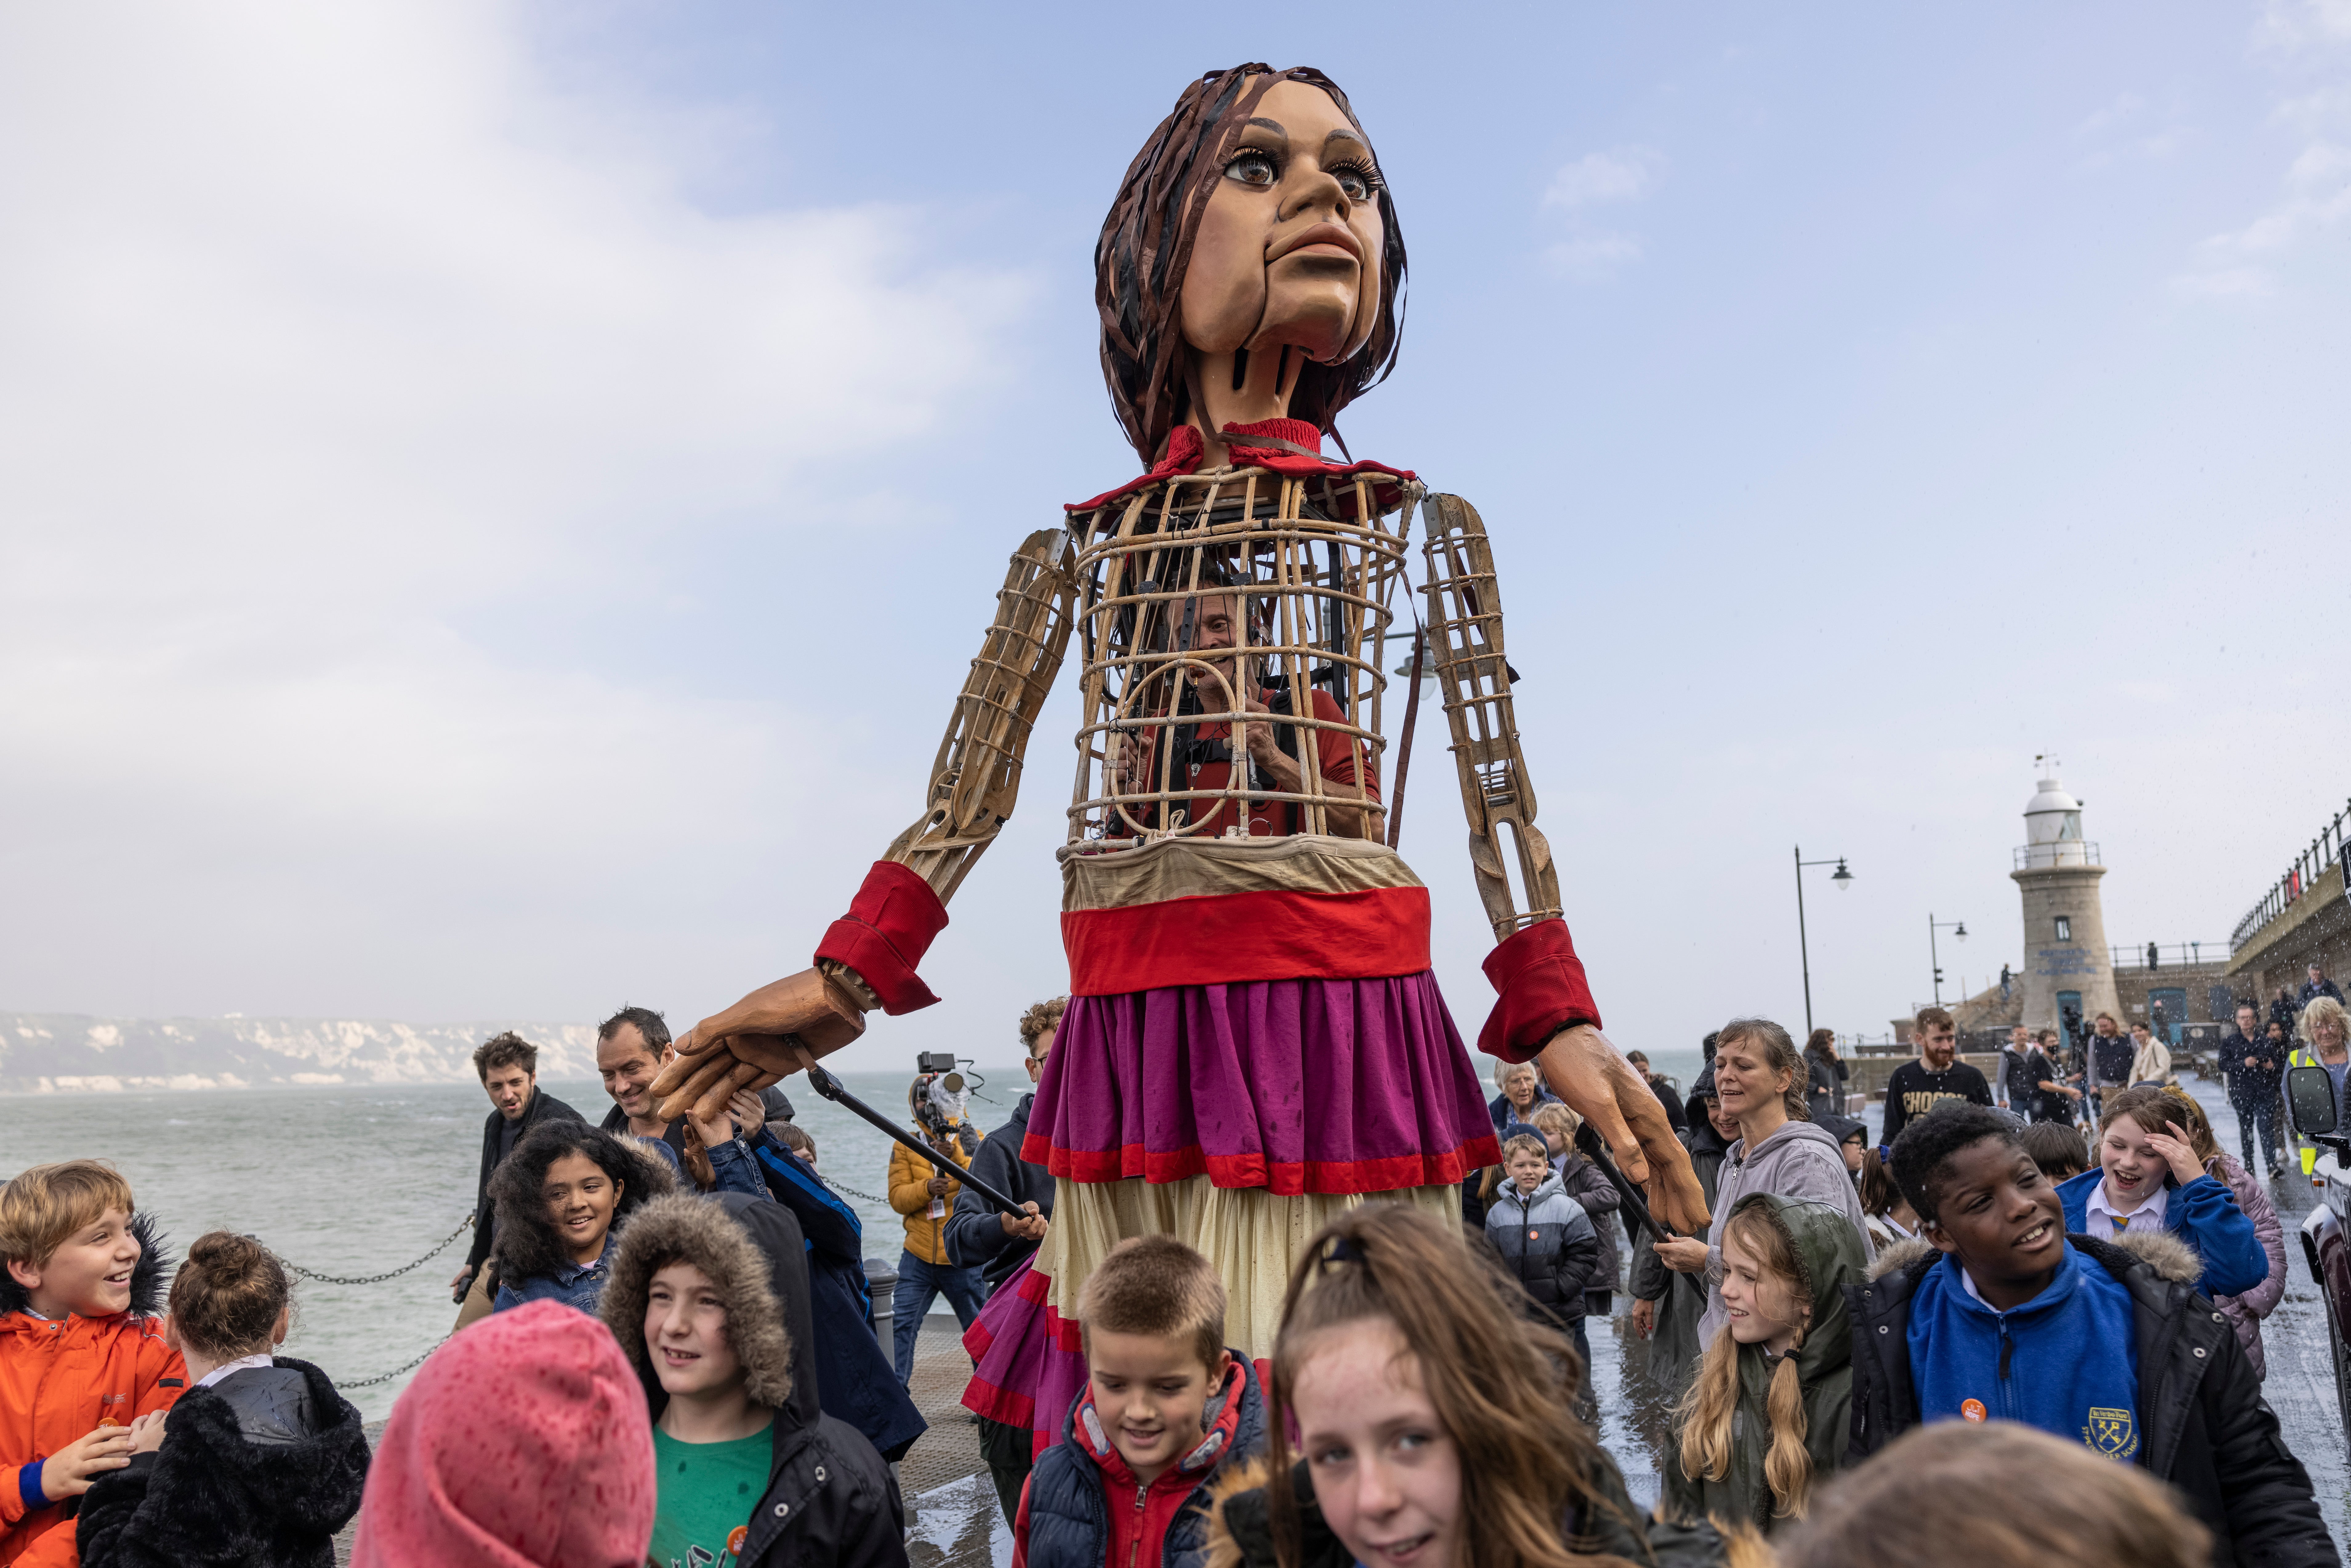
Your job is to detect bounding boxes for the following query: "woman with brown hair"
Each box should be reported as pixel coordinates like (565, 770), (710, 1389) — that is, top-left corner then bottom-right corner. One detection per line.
(1653, 1020), (1870, 1346)
(1203, 1204), (1740, 1568)
(1664, 1196), (1863, 1533)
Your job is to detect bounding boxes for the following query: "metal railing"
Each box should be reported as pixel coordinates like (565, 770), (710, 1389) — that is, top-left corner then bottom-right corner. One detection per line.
(2230, 797), (2351, 955)
(2109, 941), (2230, 970)
(2014, 841), (2101, 870)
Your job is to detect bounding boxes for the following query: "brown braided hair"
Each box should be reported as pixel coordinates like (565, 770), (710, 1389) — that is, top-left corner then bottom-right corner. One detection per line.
(1096, 66), (1408, 466)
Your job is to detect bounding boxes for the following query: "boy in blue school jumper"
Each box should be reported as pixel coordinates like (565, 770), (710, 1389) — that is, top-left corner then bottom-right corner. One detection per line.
(1844, 1103), (2330, 1568)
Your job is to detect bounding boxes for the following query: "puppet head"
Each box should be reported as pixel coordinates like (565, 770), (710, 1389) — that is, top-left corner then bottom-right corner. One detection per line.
(1096, 66), (1408, 467)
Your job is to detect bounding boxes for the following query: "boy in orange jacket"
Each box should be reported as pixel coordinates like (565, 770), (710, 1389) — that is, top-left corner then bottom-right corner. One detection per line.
(1, 1162), (185, 1567)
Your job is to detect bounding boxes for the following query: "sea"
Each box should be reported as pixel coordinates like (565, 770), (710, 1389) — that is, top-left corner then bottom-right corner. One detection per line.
(0, 1069), (1013, 1421)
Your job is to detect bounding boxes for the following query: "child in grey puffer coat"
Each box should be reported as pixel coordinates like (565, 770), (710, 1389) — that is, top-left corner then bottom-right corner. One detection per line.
(1485, 1134), (1604, 1377)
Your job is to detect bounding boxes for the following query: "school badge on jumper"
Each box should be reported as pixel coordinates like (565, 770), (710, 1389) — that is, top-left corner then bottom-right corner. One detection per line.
(2084, 1406), (2138, 1459)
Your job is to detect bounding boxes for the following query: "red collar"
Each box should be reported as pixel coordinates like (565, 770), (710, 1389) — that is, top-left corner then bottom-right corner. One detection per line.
(1071, 1359), (1246, 1488)
(1066, 420), (1415, 514)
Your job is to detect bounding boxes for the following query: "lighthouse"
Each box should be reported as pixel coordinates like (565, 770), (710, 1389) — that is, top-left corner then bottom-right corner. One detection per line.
(2011, 768), (2120, 1041)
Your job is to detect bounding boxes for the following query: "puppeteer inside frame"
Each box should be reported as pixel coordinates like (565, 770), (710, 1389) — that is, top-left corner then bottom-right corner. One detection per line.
(651, 61), (1704, 1437)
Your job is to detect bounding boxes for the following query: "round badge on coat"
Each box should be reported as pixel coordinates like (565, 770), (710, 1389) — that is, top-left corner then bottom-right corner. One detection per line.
(1961, 1398), (1987, 1422)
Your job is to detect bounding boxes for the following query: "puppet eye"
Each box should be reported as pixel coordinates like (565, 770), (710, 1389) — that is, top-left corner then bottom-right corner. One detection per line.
(1327, 159), (1381, 203)
(1224, 148), (1278, 188)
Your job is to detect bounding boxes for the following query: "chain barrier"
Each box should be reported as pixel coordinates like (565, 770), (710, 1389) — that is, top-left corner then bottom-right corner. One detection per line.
(342, 1338), (446, 1388)
(277, 1216), (473, 1287)
(829, 1179), (895, 1207)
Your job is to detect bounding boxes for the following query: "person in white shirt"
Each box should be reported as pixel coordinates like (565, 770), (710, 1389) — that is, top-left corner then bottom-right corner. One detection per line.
(2128, 1022), (2172, 1087)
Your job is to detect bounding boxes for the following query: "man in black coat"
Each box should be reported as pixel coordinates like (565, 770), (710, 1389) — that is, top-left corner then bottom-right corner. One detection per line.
(944, 997), (1063, 1525)
(2222, 1001), (2286, 1179)
(595, 1003), (793, 1179)
(450, 1031), (582, 1328)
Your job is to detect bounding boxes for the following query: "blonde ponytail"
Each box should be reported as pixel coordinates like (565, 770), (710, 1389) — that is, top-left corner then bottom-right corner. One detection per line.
(1761, 1342), (1814, 1518)
(1676, 1324), (1741, 1484)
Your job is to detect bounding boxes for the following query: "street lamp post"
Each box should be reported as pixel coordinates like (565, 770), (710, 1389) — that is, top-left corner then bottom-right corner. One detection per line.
(1928, 913), (1969, 1007)
(1793, 846), (1854, 1038)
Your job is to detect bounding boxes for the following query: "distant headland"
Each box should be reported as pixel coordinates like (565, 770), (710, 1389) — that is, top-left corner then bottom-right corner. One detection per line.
(0, 1013), (596, 1094)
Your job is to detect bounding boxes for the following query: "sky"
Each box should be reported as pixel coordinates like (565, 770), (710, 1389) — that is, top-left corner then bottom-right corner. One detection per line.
(2, 2), (2347, 1072)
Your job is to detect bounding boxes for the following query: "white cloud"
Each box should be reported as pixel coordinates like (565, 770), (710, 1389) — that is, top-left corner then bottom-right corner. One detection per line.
(1543, 146), (1666, 209)
(1544, 233), (1644, 279)
(2174, 9), (2351, 298)
(0, 3), (1027, 1016)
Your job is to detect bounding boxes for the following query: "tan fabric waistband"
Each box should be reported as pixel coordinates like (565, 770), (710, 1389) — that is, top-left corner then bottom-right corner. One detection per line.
(1059, 834), (1424, 913)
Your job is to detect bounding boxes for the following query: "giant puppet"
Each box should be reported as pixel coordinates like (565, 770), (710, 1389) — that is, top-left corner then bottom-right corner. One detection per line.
(651, 63), (1706, 1436)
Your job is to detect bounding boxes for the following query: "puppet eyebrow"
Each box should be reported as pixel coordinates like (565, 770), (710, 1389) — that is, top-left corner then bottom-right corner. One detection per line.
(1323, 128), (1369, 150)
(1243, 117), (1287, 136)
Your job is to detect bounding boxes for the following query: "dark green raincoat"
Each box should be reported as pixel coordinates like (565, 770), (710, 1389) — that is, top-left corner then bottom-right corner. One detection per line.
(1662, 1193), (1866, 1534)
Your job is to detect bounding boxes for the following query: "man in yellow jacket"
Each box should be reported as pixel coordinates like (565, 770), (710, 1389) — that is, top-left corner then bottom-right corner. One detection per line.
(888, 1108), (985, 1385)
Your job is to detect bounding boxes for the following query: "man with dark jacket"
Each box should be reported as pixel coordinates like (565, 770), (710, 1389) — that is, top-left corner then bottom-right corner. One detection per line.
(1846, 1103), (2330, 1568)
(594, 1003), (792, 1180)
(2222, 1001), (2286, 1179)
(2301, 963), (2345, 1009)
(450, 1032), (583, 1329)
(945, 997), (1062, 1525)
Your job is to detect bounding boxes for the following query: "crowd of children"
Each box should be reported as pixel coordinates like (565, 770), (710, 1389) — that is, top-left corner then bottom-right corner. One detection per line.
(4, 996), (2346, 1568)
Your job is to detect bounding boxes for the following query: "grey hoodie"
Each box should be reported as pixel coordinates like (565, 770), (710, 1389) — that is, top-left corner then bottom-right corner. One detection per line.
(1698, 1116), (1873, 1343)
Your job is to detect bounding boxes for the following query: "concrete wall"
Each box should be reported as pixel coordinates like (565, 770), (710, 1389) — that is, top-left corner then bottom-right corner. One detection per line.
(2012, 862), (2122, 1035)
(2229, 859), (2351, 1015)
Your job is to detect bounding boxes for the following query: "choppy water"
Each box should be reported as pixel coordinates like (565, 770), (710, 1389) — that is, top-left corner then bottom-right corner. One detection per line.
(0, 1069), (1009, 1421)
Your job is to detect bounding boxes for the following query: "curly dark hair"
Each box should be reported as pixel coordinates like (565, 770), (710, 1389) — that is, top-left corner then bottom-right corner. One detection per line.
(489, 1122), (677, 1285)
(1889, 1102), (2020, 1224)
(1095, 64), (1407, 465)
(471, 1030), (537, 1081)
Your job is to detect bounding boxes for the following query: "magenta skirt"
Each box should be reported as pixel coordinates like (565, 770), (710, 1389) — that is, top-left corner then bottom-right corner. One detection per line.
(1019, 972), (1499, 1194)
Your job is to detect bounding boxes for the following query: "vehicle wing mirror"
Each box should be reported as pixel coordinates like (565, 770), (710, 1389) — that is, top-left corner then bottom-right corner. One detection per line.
(2287, 1064), (2339, 1136)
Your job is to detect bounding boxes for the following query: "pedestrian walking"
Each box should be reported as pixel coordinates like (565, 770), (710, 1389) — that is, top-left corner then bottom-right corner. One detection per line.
(1802, 1030), (1849, 1123)
(2222, 1003), (2286, 1179)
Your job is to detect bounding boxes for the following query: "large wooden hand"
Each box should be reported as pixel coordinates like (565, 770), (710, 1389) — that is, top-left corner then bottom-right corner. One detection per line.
(1534, 1023), (1710, 1237)
(652, 968), (865, 1123)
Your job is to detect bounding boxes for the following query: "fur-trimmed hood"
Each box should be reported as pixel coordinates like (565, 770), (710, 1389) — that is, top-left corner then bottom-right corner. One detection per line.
(488, 1127), (678, 1285)
(0, 1209), (171, 1319)
(598, 1193), (795, 1412)
(1862, 1227), (2201, 1287)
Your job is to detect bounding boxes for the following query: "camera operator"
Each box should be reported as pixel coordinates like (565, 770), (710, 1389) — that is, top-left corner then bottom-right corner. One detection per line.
(946, 998), (1063, 1525)
(887, 1057), (986, 1386)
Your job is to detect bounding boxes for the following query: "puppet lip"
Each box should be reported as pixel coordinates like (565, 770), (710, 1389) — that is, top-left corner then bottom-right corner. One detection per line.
(1269, 222), (1363, 266)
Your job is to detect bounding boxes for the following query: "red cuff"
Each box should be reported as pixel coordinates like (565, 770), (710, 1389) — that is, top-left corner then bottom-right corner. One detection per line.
(814, 862), (949, 1016)
(1476, 919), (1603, 1063)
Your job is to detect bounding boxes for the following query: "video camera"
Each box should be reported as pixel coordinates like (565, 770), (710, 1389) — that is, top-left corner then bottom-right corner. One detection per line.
(910, 1052), (982, 1144)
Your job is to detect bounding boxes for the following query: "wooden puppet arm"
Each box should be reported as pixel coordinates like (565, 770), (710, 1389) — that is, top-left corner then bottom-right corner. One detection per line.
(1421, 493), (1708, 1236)
(655, 529), (1076, 1121)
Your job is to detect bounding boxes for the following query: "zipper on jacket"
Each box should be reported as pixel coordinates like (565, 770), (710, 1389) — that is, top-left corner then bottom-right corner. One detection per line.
(1131, 1482), (1148, 1568)
(1997, 1319), (2016, 1421)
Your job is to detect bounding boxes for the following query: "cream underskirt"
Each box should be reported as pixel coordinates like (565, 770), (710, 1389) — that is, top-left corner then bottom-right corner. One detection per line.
(1036, 1174), (1458, 1361)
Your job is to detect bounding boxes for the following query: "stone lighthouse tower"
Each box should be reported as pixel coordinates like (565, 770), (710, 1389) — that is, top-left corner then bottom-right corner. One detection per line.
(2011, 768), (2120, 1040)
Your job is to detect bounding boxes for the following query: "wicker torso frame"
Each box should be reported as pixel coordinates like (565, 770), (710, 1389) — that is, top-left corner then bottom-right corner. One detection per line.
(1061, 466), (1420, 849)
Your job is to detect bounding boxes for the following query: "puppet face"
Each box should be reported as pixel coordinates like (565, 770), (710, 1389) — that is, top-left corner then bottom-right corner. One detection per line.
(1179, 79), (1385, 368)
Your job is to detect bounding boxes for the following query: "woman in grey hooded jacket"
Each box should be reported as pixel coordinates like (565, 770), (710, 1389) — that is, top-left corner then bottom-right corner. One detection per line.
(1652, 1019), (1873, 1344)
